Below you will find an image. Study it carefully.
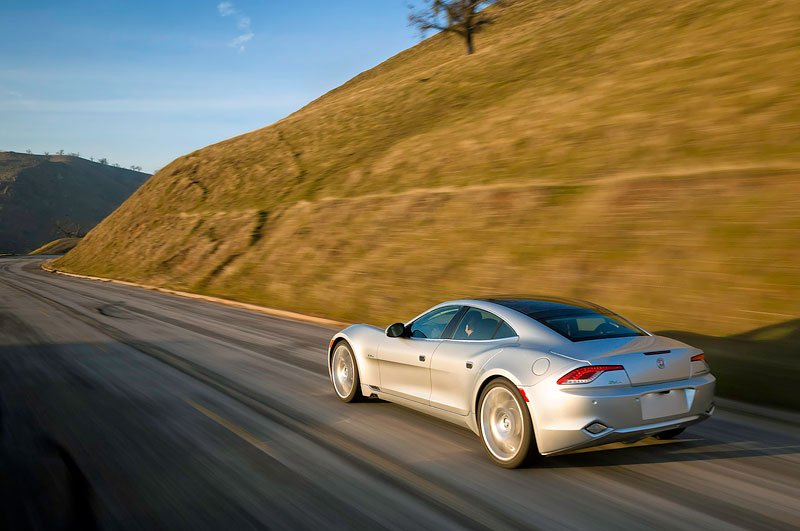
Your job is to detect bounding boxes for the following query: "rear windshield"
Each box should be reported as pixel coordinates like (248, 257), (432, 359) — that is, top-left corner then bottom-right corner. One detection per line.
(535, 310), (645, 342)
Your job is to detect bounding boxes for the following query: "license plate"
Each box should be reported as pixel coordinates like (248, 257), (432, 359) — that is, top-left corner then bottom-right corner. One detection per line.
(641, 389), (689, 420)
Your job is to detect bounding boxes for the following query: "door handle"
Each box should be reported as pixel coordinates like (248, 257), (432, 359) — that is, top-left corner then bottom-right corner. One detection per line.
(419, 355), (426, 362)
(466, 361), (474, 369)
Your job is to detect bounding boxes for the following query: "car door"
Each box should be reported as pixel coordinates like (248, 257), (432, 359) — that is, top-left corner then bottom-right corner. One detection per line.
(377, 305), (462, 405)
(430, 307), (519, 415)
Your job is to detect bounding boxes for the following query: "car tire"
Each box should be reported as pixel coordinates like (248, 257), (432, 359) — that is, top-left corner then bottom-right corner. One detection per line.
(654, 427), (685, 440)
(330, 341), (362, 403)
(478, 379), (536, 468)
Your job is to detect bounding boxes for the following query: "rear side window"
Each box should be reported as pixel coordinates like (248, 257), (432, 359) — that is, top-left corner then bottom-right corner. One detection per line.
(494, 321), (517, 339)
(452, 308), (516, 340)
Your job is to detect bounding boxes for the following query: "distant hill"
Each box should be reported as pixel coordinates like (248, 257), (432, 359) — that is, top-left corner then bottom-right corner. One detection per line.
(55, 0), (798, 336)
(0, 151), (149, 253)
(28, 237), (81, 256)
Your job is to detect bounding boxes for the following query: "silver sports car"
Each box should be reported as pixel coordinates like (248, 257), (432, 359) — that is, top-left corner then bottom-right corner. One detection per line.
(328, 297), (715, 468)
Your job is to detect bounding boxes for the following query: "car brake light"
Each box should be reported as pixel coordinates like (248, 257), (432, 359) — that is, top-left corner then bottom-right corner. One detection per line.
(690, 353), (705, 362)
(557, 365), (625, 385)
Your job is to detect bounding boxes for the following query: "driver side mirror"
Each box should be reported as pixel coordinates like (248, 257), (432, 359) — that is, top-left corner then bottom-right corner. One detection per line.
(386, 322), (408, 338)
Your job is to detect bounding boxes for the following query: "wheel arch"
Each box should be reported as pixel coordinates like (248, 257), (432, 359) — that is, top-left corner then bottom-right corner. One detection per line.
(327, 335), (348, 368)
(473, 371), (540, 467)
(327, 325), (383, 387)
(471, 370), (524, 430)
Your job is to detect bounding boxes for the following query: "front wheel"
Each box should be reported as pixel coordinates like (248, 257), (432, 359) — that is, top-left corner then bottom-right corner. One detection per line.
(330, 341), (362, 402)
(478, 379), (536, 468)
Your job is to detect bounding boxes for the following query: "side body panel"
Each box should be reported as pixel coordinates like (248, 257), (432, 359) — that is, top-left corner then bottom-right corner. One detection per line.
(430, 338), (513, 415)
(377, 337), (441, 404)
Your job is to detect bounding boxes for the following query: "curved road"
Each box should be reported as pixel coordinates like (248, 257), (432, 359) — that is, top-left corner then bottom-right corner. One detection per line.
(0, 257), (798, 530)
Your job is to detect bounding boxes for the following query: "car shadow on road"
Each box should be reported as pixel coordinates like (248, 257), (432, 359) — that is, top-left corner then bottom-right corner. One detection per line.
(537, 432), (800, 469)
(368, 396), (800, 469)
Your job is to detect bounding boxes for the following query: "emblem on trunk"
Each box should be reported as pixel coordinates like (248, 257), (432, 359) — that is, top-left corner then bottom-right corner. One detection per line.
(656, 357), (665, 369)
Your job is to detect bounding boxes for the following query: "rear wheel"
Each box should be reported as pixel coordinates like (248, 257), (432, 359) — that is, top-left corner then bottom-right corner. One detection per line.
(478, 379), (535, 468)
(654, 427), (685, 440)
(331, 341), (362, 402)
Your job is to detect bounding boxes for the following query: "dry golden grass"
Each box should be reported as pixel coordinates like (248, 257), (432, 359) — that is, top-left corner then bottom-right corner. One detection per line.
(29, 237), (81, 255)
(54, 0), (800, 406)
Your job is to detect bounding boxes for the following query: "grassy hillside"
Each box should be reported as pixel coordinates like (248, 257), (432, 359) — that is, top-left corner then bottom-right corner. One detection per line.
(0, 152), (149, 253)
(29, 237), (81, 255)
(54, 0), (799, 407)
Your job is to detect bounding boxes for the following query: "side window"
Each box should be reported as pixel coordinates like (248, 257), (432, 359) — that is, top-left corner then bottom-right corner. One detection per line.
(453, 308), (515, 340)
(494, 321), (517, 339)
(409, 306), (461, 339)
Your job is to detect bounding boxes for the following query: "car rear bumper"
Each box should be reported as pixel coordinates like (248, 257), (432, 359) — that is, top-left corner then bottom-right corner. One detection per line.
(526, 373), (716, 455)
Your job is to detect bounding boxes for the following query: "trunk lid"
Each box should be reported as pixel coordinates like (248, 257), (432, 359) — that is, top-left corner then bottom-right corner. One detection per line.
(559, 335), (699, 385)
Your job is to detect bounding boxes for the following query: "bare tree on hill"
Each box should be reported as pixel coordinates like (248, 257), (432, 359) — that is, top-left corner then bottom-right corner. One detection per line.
(408, 1), (500, 55)
(53, 219), (85, 239)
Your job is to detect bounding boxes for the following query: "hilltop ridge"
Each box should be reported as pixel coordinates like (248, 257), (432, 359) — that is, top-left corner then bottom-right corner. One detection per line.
(0, 151), (149, 253)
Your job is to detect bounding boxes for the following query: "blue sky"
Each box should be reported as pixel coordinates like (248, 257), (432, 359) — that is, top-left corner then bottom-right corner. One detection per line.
(0, 1), (418, 172)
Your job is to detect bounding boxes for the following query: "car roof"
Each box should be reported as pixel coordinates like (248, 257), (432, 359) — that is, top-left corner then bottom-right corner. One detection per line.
(418, 297), (643, 346)
(427, 298), (579, 345)
(476, 296), (604, 317)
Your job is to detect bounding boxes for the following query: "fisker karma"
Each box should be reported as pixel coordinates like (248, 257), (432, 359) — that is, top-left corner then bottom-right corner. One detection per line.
(328, 297), (715, 468)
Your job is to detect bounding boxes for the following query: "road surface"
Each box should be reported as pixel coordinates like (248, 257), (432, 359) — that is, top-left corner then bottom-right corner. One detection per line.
(1, 257), (798, 530)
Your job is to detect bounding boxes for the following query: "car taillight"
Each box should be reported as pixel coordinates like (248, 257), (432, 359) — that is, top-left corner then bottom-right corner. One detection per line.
(690, 353), (705, 362)
(557, 365), (625, 385)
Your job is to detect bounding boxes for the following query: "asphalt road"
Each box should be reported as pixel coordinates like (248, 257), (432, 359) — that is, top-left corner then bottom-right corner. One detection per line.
(1, 257), (798, 530)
